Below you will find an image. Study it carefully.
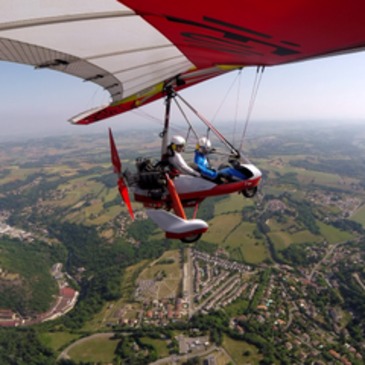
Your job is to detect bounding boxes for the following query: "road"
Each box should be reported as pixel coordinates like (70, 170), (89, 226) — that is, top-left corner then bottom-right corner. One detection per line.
(58, 333), (235, 365)
(308, 242), (339, 281)
(353, 273), (365, 292)
(184, 247), (195, 317)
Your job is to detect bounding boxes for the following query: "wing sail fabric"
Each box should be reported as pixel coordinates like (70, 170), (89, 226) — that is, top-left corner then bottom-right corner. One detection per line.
(2, 0), (365, 124)
(0, 0), (194, 122)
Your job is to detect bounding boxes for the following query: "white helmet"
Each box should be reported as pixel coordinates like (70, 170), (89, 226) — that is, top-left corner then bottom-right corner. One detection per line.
(171, 135), (186, 146)
(198, 137), (212, 149)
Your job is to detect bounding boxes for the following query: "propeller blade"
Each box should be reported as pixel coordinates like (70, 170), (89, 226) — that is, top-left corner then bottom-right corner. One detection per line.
(118, 179), (134, 220)
(109, 128), (121, 174)
(108, 128), (134, 220)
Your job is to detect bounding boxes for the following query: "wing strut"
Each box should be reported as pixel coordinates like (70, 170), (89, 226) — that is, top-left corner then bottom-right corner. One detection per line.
(165, 174), (186, 219)
(160, 86), (174, 159)
(146, 173), (208, 242)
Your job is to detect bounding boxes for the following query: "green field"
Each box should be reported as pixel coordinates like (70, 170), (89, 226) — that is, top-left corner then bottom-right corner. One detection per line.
(215, 194), (254, 215)
(138, 250), (182, 299)
(204, 214), (243, 244)
(268, 231), (292, 251)
(269, 228), (323, 251)
(223, 335), (262, 364)
(39, 332), (81, 352)
(0, 167), (36, 185)
(140, 337), (169, 358)
(318, 221), (354, 243)
(225, 221), (268, 263)
(352, 204), (365, 226)
(202, 159), (360, 262)
(296, 169), (342, 185)
(139, 250), (181, 281)
(268, 218), (355, 253)
(67, 334), (118, 363)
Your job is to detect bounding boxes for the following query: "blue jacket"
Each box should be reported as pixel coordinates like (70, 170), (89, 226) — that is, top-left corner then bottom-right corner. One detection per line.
(194, 151), (218, 179)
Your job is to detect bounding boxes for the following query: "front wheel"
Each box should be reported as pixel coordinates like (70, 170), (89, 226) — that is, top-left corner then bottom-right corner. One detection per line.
(181, 233), (202, 243)
(242, 186), (257, 198)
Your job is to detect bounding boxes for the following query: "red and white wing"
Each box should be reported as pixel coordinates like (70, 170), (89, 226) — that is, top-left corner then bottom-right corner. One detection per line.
(1, 0), (365, 124)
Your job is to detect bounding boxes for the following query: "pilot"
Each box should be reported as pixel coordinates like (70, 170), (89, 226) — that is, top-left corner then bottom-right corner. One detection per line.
(195, 138), (248, 183)
(166, 135), (200, 177)
(194, 137), (219, 180)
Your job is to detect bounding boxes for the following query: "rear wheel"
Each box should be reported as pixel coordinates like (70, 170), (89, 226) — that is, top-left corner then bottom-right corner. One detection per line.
(181, 233), (202, 243)
(242, 186), (257, 198)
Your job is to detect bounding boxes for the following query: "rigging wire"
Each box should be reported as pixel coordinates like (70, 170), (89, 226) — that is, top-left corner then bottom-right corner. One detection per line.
(238, 66), (265, 152)
(131, 108), (185, 135)
(232, 69), (243, 147)
(175, 93), (240, 157)
(211, 70), (242, 124)
(131, 108), (162, 124)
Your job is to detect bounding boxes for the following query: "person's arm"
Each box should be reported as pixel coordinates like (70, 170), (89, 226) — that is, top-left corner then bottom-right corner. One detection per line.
(171, 153), (200, 176)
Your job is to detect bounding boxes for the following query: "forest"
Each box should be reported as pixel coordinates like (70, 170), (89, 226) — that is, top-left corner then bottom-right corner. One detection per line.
(0, 238), (65, 315)
(46, 221), (174, 330)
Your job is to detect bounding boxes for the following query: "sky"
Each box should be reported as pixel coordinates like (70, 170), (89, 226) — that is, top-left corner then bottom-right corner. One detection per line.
(1, 51), (365, 141)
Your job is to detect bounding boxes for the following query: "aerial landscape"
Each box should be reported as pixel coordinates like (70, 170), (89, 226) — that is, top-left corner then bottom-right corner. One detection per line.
(1, 121), (365, 364)
(3, 2), (365, 365)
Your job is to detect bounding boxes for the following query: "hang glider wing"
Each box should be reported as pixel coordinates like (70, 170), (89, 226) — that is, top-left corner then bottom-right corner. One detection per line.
(1, 0), (365, 124)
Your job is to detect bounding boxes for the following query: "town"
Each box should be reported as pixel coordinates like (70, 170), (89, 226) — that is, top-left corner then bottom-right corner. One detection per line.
(1, 210), (365, 364)
(85, 242), (364, 364)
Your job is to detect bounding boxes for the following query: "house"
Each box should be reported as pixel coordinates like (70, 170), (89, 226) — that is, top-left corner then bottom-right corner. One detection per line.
(328, 349), (341, 359)
(0, 309), (15, 320)
(60, 287), (76, 299)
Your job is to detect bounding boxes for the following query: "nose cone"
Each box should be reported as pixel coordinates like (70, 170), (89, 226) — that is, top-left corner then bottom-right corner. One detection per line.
(243, 163), (262, 180)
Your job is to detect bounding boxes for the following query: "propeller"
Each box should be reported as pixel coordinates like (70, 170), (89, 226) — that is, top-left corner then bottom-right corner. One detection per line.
(108, 128), (134, 220)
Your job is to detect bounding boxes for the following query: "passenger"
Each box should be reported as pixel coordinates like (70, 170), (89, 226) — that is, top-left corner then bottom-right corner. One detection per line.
(166, 135), (200, 177)
(194, 137), (219, 180)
